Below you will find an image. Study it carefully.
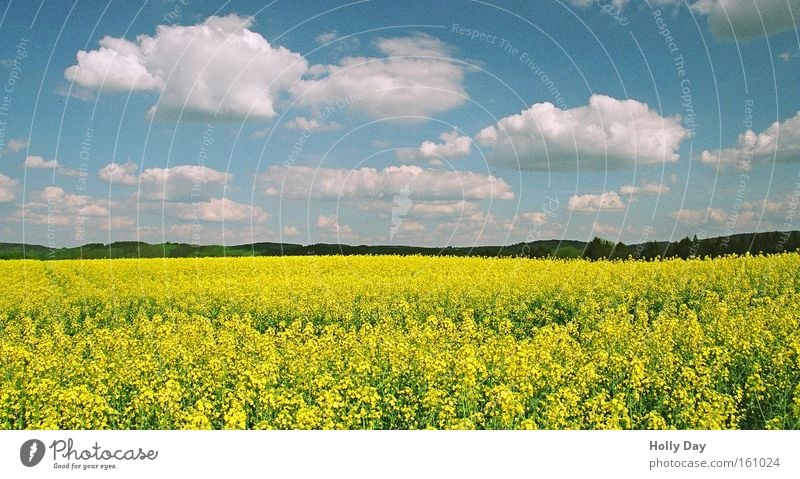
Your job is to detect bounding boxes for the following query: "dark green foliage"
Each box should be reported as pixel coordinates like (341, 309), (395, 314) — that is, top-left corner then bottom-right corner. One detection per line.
(0, 230), (798, 261)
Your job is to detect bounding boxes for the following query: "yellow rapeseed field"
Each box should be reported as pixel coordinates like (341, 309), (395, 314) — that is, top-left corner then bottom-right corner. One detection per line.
(1, 254), (798, 430)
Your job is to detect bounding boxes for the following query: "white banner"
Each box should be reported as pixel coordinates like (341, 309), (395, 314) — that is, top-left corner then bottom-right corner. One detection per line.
(1, 430), (796, 478)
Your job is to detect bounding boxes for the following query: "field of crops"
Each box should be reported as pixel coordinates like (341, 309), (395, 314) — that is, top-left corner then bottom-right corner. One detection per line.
(1, 254), (799, 430)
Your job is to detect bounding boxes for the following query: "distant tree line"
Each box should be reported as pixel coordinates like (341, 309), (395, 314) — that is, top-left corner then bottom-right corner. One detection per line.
(1, 231), (799, 260)
(520, 231), (800, 261)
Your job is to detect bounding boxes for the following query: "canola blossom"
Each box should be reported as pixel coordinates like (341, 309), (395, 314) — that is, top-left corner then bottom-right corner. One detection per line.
(0, 254), (798, 430)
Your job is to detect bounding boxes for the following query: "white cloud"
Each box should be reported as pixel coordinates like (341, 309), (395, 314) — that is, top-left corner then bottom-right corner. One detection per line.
(568, 191), (626, 213)
(57, 167), (84, 177)
(375, 34), (453, 57)
(592, 222), (620, 236)
(410, 200), (481, 218)
(476, 95), (687, 170)
(397, 130), (472, 162)
(64, 34), (163, 91)
(599, 1), (798, 40)
(172, 197), (268, 223)
(65, 14), (308, 119)
(685, 0), (717, 14)
(38, 186), (110, 216)
(671, 207), (728, 225)
(704, 0), (800, 40)
(391, 220), (425, 236)
(23, 155), (58, 169)
(65, 19), (465, 121)
(733, 196), (793, 229)
(14, 186), (115, 226)
(313, 30), (361, 53)
(431, 210), (514, 241)
(316, 215), (337, 229)
(282, 225), (300, 236)
(98, 161), (138, 185)
(0, 173), (18, 202)
(293, 33), (466, 119)
(138, 165), (232, 201)
(742, 198), (785, 215)
(260, 164), (514, 201)
(521, 211), (549, 225)
(55, 85), (97, 101)
(315, 31), (340, 44)
(316, 214), (353, 238)
(700, 111), (800, 171)
(670, 195), (797, 230)
(354, 198), (485, 227)
(285, 116), (342, 131)
(6, 137), (28, 153)
(619, 181), (670, 196)
(99, 163), (232, 200)
(566, 0), (628, 7)
(251, 127), (271, 139)
(103, 215), (136, 230)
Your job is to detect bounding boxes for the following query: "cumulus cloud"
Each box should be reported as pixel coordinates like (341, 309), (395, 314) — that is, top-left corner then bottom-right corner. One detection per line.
(138, 165), (231, 200)
(391, 219), (425, 237)
(671, 195), (799, 230)
(566, 0), (628, 7)
(285, 116), (342, 131)
(684, 0), (717, 14)
(313, 30), (361, 54)
(292, 33), (466, 119)
(375, 34), (453, 57)
(397, 130), (472, 162)
(736, 196), (800, 230)
(251, 127), (271, 139)
(98, 162), (231, 200)
(23, 155), (58, 169)
(0, 173), (18, 202)
(6, 138), (28, 153)
(671, 207), (728, 225)
(316, 214), (353, 238)
(65, 18), (466, 121)
(521, 211), (549, 225)
(65, 14), (308, 119)
(700, 111), (800, 171)
(703, 0), (800, 40)
(354, 198), (485, 230)
(598, 1), (798, 40)
(619, 181), (671, 196)
(55, 85), (96, 101)
(172, 197), (268, 223)
(476, 95), (687, 170)
(431, 210), (514, 241)
(103, 215), (136, 230)
(742, 198), (786, 215)
(568, 191), (626, 213)
(14, 186), (115, 226)
(260, 164), (514, 201)
(98, 161), (138, 185)
(282, 225), (300, 236)
(316, 31), (340, 44)
(409, 200), (481, 218)
(592, 222), (620, 236)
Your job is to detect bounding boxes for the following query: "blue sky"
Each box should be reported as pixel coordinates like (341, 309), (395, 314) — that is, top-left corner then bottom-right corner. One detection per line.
(0, 0), (798, 247)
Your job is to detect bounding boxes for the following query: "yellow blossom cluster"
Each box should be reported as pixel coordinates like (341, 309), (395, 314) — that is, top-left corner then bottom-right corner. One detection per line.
(0, 253), (798, 429)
